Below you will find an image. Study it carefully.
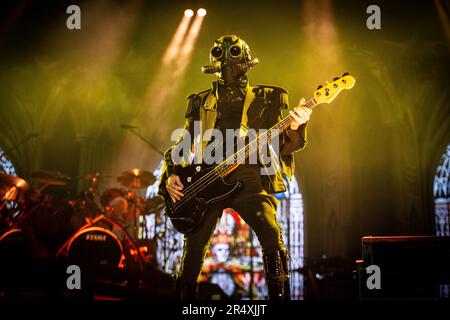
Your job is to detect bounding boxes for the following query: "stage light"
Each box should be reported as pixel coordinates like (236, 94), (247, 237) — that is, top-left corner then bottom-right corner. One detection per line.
(184, 9), (194, 18)
(197, 8), (207, 17)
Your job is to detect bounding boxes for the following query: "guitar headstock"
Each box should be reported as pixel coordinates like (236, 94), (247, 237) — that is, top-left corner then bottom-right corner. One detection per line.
(313, 73), (356, 105)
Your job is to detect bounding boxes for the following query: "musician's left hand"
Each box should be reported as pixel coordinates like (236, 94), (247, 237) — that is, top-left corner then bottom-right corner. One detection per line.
(289, 98), (312, 130)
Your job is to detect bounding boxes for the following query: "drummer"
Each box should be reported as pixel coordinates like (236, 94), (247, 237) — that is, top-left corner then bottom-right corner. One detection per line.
(100, 188), (139, 241)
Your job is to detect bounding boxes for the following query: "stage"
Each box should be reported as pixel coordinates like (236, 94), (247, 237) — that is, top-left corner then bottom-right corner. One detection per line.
(0, 0), (449, 303)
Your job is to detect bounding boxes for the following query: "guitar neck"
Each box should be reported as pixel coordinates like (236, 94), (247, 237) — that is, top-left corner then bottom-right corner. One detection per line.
(269, 98), (317, 133)
(215, 97), (317, 177)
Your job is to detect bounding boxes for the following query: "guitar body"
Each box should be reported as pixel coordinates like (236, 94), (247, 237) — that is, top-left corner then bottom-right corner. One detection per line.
(164, 164), (243, 234)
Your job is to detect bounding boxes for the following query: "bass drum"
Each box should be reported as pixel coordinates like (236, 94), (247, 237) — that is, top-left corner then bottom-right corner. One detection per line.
(63, 227), (124, 268)
(0, 228), (33, 261)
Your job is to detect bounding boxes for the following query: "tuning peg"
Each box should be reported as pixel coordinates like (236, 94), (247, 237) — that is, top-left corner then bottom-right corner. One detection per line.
(342, 72), (349, 77)
(316, 84), (323, 90)
(333, 76), (340, 81)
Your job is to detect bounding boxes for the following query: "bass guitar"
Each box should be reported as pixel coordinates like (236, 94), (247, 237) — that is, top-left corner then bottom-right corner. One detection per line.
(164, 73), (356, 234)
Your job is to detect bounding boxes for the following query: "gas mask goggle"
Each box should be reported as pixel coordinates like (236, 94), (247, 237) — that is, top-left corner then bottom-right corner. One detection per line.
(201, 35), (259, 85)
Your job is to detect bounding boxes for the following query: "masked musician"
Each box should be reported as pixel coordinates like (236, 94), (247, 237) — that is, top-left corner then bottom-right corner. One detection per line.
(160, 35), (311, 299)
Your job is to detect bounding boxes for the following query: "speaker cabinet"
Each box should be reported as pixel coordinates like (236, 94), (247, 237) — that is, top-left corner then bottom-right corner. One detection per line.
(356, 236), (450, 300)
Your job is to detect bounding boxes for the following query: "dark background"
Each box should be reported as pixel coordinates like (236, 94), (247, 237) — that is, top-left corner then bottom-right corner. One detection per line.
(0, 0), (449, 269)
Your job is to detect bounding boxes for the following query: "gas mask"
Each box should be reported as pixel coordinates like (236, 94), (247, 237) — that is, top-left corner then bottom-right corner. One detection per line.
(202, 35), (259, 85)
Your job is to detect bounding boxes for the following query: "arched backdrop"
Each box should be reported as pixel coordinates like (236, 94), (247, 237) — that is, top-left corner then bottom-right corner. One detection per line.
(0, 0), (449, 269)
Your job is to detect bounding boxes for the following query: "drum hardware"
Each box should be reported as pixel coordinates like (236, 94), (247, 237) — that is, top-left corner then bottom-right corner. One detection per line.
(117, 169), (155, 190)
(1, 168), (161, 274)
(57, 214), (144, 271)
(30, 170), (70, 187)
(145, 196), (164, 213)
(68, 171), (108, 226)
(0, 174), (36, 231)
(137, 196), (166, 262)
(131, 239), (158, 265)
(57, 225), (126, 269)
(0, 174), (32, 210)
(115, 169), (156, 240)
(0, 228), (23, 241)
(0, 228), (33, 261)
(77, 171), (113, 202)
(144, 196), (164, 240)
(140, 196), (175, 268)
(79, 171), (114, 183)
(127, 190), (143, 240)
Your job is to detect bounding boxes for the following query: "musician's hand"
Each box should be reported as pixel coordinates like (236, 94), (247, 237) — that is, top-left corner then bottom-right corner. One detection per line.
(166, 174), (184, 203)
(290, 98), (312, 131)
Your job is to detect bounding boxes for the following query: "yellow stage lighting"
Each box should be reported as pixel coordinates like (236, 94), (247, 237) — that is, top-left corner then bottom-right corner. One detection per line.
(163, 14), (192, 65)
(184, 9), (194, 18)
(197, 8), (207, 17)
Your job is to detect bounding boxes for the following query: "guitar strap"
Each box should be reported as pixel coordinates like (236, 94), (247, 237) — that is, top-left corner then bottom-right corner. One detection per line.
(239, 84), (255, 138)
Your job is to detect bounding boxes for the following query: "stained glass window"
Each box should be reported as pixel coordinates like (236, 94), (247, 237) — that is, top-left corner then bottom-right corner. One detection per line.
(0, 149), (19, 214)
(0, 149), (17, 176)
(434, 144), (450, 236)
(143, 160), (184, 273)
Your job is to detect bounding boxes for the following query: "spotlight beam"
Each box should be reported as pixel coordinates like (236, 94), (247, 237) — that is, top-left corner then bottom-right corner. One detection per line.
(162, 13), (193, 65)
(175, 13), (205, 77)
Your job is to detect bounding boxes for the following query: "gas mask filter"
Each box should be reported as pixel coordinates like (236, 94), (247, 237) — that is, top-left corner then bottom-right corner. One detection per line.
(201, 35), (259, 85)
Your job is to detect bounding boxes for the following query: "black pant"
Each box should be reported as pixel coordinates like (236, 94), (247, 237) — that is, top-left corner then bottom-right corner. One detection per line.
(178, 166), (286, 283)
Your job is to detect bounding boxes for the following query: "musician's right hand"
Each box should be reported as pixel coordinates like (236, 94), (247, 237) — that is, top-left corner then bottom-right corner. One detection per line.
(166, 174), (184, 202)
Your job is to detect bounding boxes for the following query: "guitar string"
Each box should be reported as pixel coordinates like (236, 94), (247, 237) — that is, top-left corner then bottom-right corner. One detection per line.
(169, 76), (355, 210)
(171, 99), (316, 210)
(171, 99), (316, 209)
(175, 77), (353, 199)
(181, 98), (316, 194)
(182, 98), (316, 192)
(171, 119), (291, 210)
(172, 109), (298, 207)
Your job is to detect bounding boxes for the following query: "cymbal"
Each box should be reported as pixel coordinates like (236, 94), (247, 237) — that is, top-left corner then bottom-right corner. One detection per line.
(30, 170), (70, 186)
(79, 172), (114, 186)
(145, 196), (164, 212)
(0, 173), (31, 201)
(117, 169), (155, 189)
(79, 172), (114, 180)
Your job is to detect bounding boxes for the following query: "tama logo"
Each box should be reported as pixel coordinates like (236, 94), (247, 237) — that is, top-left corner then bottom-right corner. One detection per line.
(86, 234), (107, 241)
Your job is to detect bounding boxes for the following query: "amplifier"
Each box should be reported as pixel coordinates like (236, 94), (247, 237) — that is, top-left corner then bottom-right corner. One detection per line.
(355, 236), (450, 300)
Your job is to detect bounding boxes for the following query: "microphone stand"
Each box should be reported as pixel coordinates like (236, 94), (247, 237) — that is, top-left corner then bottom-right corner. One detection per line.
(249, 230), (255, 300)
(121, 125), (164, 244)
(0, 133), (38, 164)
(122, 126), (164, 157)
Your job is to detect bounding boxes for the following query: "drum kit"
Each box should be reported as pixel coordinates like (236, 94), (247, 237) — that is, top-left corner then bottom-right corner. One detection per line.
(0, 168), (164, 271)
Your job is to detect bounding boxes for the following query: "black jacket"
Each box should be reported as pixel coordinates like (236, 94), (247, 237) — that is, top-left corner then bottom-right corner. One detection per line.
(159, 81), (308, 196)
